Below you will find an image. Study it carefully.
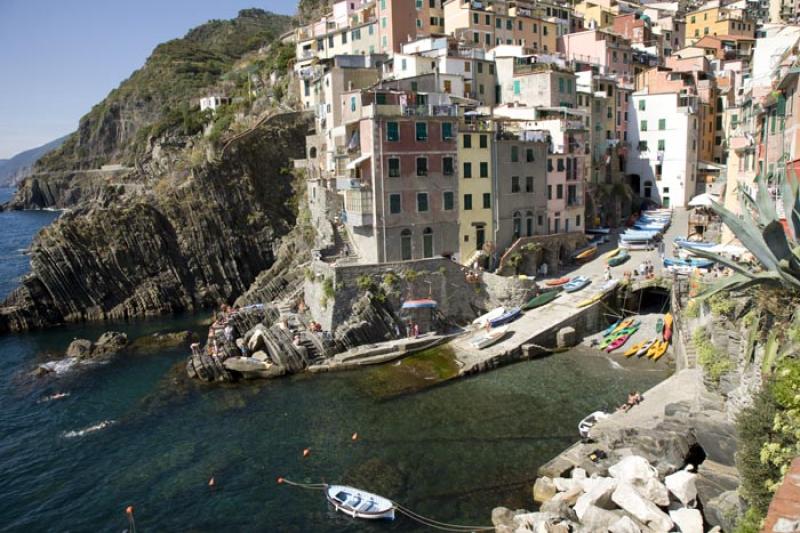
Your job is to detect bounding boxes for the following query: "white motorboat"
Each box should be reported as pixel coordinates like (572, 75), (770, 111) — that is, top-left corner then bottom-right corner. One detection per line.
(326, 485), (396, 520)
(470, 325), (510, 349)
(472, 306), (505, 327)
(578, 410), (609, 439)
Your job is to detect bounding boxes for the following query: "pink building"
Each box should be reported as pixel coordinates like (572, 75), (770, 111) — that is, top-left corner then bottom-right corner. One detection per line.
(561, 29), (634, 84)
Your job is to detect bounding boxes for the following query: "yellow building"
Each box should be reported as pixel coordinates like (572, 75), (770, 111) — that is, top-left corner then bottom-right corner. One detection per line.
(685, 6), (754, 45)
(458, 122), (495, 265)
(573, 0), (619, 28)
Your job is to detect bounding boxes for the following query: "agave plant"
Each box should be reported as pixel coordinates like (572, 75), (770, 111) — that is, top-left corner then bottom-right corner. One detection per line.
(687, 176), (800, 298)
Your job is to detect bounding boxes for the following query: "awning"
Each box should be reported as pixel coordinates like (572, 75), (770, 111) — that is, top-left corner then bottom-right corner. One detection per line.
(401, 299), (438, 309)
(346, 153), (370, 170)
(688, 193), (718, 207)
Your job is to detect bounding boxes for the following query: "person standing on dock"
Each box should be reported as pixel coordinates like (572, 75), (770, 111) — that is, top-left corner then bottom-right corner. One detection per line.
(604, 266), (611, 281)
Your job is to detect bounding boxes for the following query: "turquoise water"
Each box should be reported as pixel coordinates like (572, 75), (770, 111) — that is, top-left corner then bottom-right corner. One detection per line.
(0, 187), (671, 531)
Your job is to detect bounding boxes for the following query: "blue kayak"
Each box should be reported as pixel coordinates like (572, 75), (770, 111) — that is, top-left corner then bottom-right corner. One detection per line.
(663, 257), (714, 269)
(489, 307), (522, 327)
(564, 276), (591, 293)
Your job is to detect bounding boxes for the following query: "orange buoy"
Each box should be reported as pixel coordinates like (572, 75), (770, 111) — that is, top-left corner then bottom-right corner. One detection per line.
(303, 448), (311, 457)
(126, 506), (134, 515)
(351, 432), (358, 441)
(277, 477), (285, 484)
(208, 477), (216, 487)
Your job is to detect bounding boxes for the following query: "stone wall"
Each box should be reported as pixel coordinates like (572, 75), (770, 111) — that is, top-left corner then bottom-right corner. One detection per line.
(496, 232), (588, 276)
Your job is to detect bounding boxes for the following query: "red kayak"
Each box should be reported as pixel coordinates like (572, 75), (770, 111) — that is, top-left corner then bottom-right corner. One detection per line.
(607, 333), (632, 352)
(545, 277), (571, 287)
(663, 324), (673, 342)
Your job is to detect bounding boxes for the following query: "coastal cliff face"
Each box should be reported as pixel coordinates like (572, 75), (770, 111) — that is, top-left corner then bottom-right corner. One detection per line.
(0, 113), (310, 332)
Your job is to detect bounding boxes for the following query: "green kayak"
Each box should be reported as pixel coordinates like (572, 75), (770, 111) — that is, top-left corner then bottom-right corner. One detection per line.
(656, 318), (664, 335)
(599, 324), (641, 350)
(522, 290), (559, 310)
(608, 251), (630, 267)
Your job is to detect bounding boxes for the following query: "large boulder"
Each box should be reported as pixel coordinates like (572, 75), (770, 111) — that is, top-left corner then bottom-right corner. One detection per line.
(129, 330), (197, 352)
(579, 505), (623, 530)
(608, 456), (669, 506)
(691, 411), (737, 467)
(66, 338), (93, 359)
(664, 469), (697, 507)
(704, 490), (742, 532)
(93, 331), (128, 355)
(695, 460), (739, 511)
(611, 482), (673, 532)
(540, 496), (578, 522)
(574, 477), (617, 519)
(608, 516), (642, 533)
(533, 477), (557, 504)
(669, 508), (703, 533)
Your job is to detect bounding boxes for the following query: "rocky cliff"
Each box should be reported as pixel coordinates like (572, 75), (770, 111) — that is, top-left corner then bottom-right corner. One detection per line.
(0, 112), (311, 332)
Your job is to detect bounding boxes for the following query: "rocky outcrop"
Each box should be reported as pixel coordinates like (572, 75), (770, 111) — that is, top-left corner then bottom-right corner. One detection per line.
(129, 330), (199, 352)
(0, 113), (310, 333)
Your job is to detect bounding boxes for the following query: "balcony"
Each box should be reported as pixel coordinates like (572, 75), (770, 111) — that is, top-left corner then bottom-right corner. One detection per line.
(689, 213), (709, 226)
(343, 189), (374, 227)
(402, 104), (459, 117)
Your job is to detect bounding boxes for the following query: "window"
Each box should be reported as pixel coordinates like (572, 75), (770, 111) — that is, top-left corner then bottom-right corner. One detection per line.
(382, 17), (387, 28)
(576, 215), (581, 227)
(559, 78), (565, 93)
(417, 193), (429, 212)
(526, 211), (533, 236)
(442, 122), (453, 140)
(547, 185), (552, 199)
(640, 120), (647, 131)
(463, 162), (472, 178)
(511, 146), (519, 162)
(513, 212), (521, 239)
(691, 15), (695, 23)
(443, 157), (454, 176)
(388, 157), (400, 177)
(401, 58), (407, 71)
(483, 193), (491, 208)
(511, 176), (520, 193)
(387, 122), (399, 141)
(477, 62), (483, 74)
(417, 157), (428, 176)
(465, 61), (471, 72)
(463, 134), (472, 148)
(556, 184), (563, 199)
(479, 134), (487, 148)
(350, 96), (357, 112)
(658, 139), (665, 151)
(513, 80), (521, 96)
(464, 193), (473, 210)
(443, 191), (454, 210)
(496, 18), (502, 28)
(480, 162), (488, 178)
(473, 13), (479, 24)
(490, 64), (494, 75)
(389, 193), (401, 214)
(526, 148), (534, 162)
(506, 19), (512, 30)
(567, 80), (572, 94)
(328, 35), (334, 47)
(547, 159), (553, 172)
(638, 140), (648, 151)
(416, 122), (428, 141)
(376, 92), (387, 105)
(655, 163), (662, 180)
(659, 118), (666, 130)
(543, 25), (548, 35)
(715, 135), (722, 146)
(638, 100), (646, 111)
(411, 81), (418, 92)
(423, 228), (433, 258)
(525, 176), (533, 192)
(401, 229), (412, 260)
(557, 158), (564, 171)
(485, 14), (491, 25)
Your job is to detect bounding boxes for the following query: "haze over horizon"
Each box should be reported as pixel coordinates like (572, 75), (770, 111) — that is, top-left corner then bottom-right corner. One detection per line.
(0, 0), (293, 159)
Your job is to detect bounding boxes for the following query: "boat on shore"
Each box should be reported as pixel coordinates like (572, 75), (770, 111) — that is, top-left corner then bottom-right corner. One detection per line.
(545, 277), (570, 287)
(470, 325), (510, 349)
(608, 250), (630, 266)
(564, 276), (591, 293)
(586, 227), (611, 235)
(578, 410), (609, 438)
(473, 307), (505, 327)
(574, 245), (598, 262)
(663, 257), (713, 269)
(326, 485), (396, 520)
(576, 292), (602, 308)
(522, 290), (560, 310)
(489, 307), (521, 327)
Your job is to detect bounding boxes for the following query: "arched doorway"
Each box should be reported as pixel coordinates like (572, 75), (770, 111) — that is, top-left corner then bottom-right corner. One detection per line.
(643, 180), (653, 199)
(422, 227), (433, 258)
(628, 174), (641, 195)
(401, 229), (412, 260)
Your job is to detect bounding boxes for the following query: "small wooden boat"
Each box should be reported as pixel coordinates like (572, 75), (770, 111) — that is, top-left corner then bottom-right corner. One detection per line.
(522, 291), (559, 310)
(603, 247), (621, 260)
(564, 276), (591, 293)
(575, 246), (598, 261)
(326, 485), (396, 520)
(651, 340), (669, 361)
(578, 410), (609, 438)
(577, 293), (602, 308)
(608, 250), (630, 267)
(473, 307), (505, 327)
(489, 307), (521, 327)
(470, 325), (510, 349)
(545, 277), (570, 287)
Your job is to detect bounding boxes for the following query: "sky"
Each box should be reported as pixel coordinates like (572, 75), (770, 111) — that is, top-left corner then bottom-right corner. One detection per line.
(0, 0), (294, 159)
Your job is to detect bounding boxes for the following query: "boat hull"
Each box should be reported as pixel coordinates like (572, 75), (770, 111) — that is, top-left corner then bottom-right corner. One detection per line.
(326, 485), (396, 520)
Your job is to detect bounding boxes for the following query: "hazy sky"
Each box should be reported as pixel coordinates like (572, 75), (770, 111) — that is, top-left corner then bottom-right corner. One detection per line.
(0, 0), (293, 159)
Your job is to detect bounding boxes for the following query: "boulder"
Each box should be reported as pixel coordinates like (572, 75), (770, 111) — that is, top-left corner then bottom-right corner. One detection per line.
(695, 460), (739, 510)
(669, 508), (703, 533)
(704, 490), (741, 532)
(93, 331), (128, 355)
(252, 350), (270, 362)
(664, 469), (697, 507)
(608, 456), (659, 484)
(691, 410), (737, 467)
(491, 507), (518, 530)
(540, 497), (578, 522)
(66, 339), (93, 359)
(574, 477), (617, 519)
(556, 326), (576, 348)
(129, 330), (197, 351)
(608, 516), (642, 533)
(533, 477), (557, 504)
(634, 477), (670, 507)
(579, 505), (622, 530)
(611, 482), (673, 532)
(553, 477), (578, 492)
(572, 468), (587, 480)
(513, 511), (561, 531)
(558, 485), (584, 506)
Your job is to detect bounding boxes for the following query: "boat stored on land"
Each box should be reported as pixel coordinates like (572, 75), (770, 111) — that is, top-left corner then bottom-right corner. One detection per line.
(545, 277), (570, 287)
(522, 290), (560, 310)
(489, 307), (522, 327)
(326, 485), (396, 520)
(578, 411), (609, 438)
(564, 276), (591, 293)
(608, 250), (630, 266)
(470, 325), (510, 349)
(473, 307), (505, 327)
(603, 247), (621, 260)
(574, 245), (598, 261)
(663, 257), (713, 269)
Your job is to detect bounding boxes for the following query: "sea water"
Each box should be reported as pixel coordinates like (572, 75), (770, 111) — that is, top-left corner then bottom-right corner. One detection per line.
(0, 188), (670, 531)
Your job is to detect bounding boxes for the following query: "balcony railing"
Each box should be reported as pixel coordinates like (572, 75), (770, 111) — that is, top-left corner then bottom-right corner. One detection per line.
(402, 104), (459, 117)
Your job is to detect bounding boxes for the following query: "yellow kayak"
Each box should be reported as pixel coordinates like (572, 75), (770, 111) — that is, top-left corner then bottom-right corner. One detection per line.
(612, 319), (633, 334)
(624, 340), (645, 357)
(651, 340), (669, 361)
(603, 247), (621, 260)
(664, 312), (673, 330)
(577, 293), (602, 308)
(646, 340), (662, 358)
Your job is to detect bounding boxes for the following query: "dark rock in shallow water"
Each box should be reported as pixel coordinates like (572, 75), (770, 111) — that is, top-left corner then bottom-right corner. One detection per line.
(129, 330), (198, 352)
(66, 339), (93, 359)
(93, 331), (128, 356)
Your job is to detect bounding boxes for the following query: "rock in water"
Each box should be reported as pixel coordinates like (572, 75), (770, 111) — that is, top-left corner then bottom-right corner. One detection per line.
(129, 331), (197, 352)
(533, 477), (557, 504)
(66, 339), (93, 359)
(93, 331), (128, 356)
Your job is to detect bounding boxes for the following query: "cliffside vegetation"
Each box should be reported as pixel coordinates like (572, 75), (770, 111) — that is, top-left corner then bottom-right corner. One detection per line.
(36, 9), (293, 171)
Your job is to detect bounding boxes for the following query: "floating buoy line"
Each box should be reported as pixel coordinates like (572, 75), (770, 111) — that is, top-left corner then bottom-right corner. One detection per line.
(278, 477), (495, 531)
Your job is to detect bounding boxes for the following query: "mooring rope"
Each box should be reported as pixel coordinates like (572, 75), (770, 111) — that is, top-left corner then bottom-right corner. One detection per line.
(279, 478), (495, 531)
